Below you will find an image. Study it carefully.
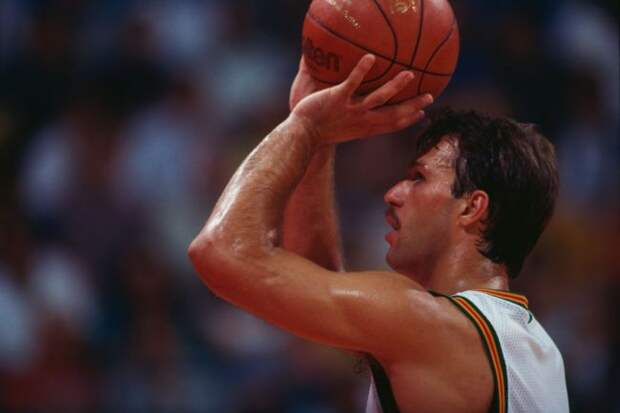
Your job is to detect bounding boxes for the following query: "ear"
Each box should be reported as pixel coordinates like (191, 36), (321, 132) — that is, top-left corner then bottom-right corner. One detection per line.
(458, 190), (489, 228)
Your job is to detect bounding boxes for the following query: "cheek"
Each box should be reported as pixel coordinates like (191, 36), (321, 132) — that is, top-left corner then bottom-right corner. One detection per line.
(426, 181), (453, 206)
(411, 182), (447, 209)
(404, 186), (455, 227)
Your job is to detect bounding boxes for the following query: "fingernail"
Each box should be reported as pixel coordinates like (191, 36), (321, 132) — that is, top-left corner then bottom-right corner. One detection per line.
(363, 54), (375, 67)
(425, 94), (434, 104)
(404, 71), (414, 81)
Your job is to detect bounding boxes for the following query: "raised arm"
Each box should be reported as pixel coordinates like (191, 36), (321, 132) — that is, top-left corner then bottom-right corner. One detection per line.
(282, 145), (343, 271)
(188, 56), (435, 355)
(283, 60), (343, 271)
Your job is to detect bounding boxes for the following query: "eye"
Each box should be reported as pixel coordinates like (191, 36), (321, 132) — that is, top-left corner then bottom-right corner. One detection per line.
(408, 170), (424, 182)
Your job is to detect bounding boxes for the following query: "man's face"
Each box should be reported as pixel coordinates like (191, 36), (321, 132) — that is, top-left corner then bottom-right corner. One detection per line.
(384, 137), (461, 278)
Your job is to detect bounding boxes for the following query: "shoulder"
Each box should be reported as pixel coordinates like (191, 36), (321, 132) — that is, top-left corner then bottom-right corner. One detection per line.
(372, 290), (496, 412)
(371, 288), (491, 362)
(323, 271), (479, 358)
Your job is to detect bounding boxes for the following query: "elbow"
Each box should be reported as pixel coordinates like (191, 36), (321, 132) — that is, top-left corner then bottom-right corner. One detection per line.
(187, 230), (259, 296)
(187, 236), (205, 271)
(187, 234), (209, 267)
(187, 233), (226, 290)
(188, 227), (273, 297)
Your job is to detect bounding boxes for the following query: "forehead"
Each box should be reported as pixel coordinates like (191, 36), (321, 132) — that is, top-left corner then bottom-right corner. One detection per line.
(412, 137), (458, 172)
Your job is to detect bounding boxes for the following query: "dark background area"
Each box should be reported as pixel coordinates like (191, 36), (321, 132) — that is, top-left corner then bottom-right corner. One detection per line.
(0, 1), (618, 412)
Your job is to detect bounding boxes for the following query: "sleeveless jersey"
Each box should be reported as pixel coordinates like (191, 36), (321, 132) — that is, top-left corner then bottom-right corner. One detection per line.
(365, 289), (569, 413)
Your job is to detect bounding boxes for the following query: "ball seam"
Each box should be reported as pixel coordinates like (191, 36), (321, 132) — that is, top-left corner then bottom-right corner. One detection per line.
(306, 11), (453, 77)
(409, 0), (425, 67)
(368, 0), (399, 83)
(417, 18), (457, 95)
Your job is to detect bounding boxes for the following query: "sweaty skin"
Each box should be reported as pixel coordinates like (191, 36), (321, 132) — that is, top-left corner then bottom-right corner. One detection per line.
(282, 58), (344, 273)
(189, 55), (506, 413)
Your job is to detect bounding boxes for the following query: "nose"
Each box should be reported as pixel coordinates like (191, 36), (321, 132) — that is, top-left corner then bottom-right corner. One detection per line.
(384, 181), (405, 207)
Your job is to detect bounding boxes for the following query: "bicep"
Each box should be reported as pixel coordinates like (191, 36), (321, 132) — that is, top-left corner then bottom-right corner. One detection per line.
(197, 245), (442, 355)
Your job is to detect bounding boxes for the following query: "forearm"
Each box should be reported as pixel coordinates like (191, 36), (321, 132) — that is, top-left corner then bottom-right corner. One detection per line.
(282, 145), (344, 272)
(192, 115), (316, 258)
(190, 54), (430, 283)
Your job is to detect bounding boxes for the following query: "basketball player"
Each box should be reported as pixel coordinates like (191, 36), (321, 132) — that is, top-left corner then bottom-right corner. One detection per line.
(188, 55), (569, 413)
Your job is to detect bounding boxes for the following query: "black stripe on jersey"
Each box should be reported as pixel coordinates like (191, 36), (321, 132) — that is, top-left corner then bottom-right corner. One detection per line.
(368, 355), (401, 413)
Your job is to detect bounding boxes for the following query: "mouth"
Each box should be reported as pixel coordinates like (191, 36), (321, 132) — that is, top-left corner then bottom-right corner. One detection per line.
(385, 209), (400, 231)
(385, 230), (398, 245)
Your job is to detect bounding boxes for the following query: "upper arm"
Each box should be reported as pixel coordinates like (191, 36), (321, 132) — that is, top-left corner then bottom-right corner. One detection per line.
(189, 238), (452, 358)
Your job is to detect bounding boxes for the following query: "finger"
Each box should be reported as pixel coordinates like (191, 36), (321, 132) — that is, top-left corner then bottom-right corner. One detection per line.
(361, 71), (415, 109)
(395, 110), (426, 129)
(299, 56), (310, 73)
(366, 93), (432, 132)
(373, 93), (434, 117)
(367, 109), (427, 136)
(339, 54), (376, 96)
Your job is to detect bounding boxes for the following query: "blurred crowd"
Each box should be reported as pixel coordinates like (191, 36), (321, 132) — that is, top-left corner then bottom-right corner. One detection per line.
(0, 1), (618, 412)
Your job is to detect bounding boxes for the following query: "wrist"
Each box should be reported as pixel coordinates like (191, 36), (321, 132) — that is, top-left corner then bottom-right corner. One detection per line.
(286, 113), (322, 149)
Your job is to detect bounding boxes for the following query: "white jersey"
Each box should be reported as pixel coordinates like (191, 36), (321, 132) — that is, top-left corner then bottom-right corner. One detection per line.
(366, 289), (569, 413)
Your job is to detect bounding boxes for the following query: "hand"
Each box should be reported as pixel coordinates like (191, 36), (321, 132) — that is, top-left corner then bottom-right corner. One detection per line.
(289, 57), (319, 111)
(290, 54), (433, 145)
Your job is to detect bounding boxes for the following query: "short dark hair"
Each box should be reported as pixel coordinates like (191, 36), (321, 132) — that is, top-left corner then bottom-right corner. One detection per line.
(415, 108), (559, 278)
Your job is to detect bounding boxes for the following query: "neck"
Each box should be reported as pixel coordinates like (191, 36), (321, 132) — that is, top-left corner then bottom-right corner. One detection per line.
(414, 242), (510, 295)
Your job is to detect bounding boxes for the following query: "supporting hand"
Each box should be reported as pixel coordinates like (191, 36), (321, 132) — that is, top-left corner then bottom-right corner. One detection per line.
(290, 54), (433, 145)
(290, 57), (319, 111)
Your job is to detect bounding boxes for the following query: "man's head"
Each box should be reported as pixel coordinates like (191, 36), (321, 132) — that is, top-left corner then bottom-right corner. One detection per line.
(384, 108), (559, 280)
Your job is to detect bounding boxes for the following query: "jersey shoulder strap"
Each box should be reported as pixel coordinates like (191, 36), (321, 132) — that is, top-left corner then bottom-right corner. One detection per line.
(368, 289), (529, 413)
(367, 355), (401, 413)
(443, 290), (516, 413)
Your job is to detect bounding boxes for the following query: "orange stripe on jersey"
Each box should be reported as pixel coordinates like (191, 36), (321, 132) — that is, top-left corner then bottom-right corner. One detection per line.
(475, 288), (529, 309)
(452, 296), (508, 413)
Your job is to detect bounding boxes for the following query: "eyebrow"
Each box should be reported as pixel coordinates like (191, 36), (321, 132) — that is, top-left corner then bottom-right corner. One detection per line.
(408, 159), (452, 171)
(408, 160), (429, 170)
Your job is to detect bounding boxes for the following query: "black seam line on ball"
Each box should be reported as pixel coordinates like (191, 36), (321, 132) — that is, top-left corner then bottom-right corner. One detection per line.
(409, 0), (425, 67)
(306, 11), (453, 77)
(366, 0), (398, 83)
(418, 18), (457, 95)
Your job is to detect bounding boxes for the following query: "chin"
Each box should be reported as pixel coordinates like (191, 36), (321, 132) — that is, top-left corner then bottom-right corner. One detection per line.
(386, 249), (424, 281)
(385, 249), (403, 272)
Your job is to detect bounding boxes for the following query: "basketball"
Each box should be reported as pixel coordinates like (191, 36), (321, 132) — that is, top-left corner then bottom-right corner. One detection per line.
(302, 0), (459, 102)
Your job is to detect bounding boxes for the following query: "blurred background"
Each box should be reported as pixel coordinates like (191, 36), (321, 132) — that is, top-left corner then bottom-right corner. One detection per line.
(0, 0), (618, 412)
